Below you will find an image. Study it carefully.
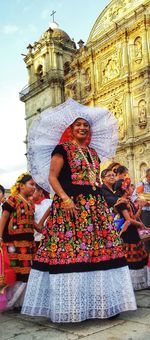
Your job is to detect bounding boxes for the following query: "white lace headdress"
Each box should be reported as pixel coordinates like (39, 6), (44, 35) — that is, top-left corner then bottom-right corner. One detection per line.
(27, 98), (118, 192)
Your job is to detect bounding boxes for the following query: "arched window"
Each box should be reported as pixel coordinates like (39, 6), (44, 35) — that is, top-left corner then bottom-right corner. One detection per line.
(37, 64), (43, 80)
(140, 162), (148, 179)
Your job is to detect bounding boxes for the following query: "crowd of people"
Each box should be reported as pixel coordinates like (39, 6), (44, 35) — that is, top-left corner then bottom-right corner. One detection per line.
(0, 108), (150, 322)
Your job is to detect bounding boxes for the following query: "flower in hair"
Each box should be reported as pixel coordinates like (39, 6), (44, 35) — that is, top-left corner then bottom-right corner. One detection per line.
(10, 172), (30, 195)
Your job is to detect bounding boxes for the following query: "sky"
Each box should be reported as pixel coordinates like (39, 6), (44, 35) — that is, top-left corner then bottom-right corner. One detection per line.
(0, 0), (110, 188)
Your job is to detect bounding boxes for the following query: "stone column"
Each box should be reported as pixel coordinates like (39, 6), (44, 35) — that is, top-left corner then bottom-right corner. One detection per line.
(127, 149), (135, 183)
(125, 88), (134, 141)
(142, 16), (149, 64)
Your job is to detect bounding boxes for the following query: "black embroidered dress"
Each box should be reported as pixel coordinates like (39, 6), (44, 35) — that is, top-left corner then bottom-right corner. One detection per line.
(33, 142), (126, 272)
(22, 142), (136, 322)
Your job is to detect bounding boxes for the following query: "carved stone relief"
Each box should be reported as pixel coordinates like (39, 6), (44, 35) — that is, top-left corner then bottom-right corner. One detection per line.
(135, 144), (146, 155)
(134, 37), (143, 64)
(102, 52), (120, 82)
(65, 81), (77, 99)
(81, 67), (91, 92)
(138, 99), (147, 128)
(108, 98), (125, 140)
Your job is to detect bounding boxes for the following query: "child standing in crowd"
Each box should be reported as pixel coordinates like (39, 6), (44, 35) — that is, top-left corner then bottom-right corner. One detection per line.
(33, 184), (52, 248)
(0, 173), (36, 310)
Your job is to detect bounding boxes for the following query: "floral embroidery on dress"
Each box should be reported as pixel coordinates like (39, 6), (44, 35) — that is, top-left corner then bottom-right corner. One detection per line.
(63, 142), (101, 186)
(34, 193), (124, 266)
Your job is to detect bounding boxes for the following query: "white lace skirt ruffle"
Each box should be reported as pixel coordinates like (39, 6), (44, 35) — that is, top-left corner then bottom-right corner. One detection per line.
(130, 266), (150, 291)
(6, 282), (26, 309)
(22, 267), (136, 322)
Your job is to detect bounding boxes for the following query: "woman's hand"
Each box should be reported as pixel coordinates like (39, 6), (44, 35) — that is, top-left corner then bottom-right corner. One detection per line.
(62, 197), (77, 218)
(115, 197), (128, 206)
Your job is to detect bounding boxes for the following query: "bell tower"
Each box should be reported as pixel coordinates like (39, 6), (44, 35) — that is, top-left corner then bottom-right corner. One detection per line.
(20, 17), (76, 130)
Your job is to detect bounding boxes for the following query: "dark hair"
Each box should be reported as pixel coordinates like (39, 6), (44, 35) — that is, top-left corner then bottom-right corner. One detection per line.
(114, 179), (126, 197)
(0, 184), (5, 195)
(20, 174), (32, 184)
(115, 166), (128, 175)
(114, 178), (131, 197)
(35, 183), (49, 198)
(107, 162), (121, 171)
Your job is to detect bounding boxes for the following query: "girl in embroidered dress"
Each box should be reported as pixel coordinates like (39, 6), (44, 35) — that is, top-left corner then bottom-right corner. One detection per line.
(114, 179), (150, 290)
(0, 173), (36, 309)
(22, 116), (136, 322)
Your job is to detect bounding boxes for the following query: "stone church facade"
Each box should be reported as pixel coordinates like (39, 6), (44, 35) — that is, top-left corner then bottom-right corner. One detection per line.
(20, 0), (150, 183)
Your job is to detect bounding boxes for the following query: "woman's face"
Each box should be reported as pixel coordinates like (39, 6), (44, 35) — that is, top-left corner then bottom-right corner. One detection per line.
(103, 171), (116, 186)
(20, 179), (36, 197)
(71, 118), (90, 143)
(32, 187), (43, 202)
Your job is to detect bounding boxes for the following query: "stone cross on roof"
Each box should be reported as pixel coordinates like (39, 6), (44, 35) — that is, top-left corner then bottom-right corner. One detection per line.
(50, 10), (56, 22)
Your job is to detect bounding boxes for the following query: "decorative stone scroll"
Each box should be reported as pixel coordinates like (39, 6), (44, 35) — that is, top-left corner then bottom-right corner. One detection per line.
(138, 99), (147, 128)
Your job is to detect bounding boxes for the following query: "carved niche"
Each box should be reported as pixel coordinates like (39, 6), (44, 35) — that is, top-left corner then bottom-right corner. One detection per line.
(108, 98), (125, 140)
(138, 99), (147, 129)
(134, 37), (143, 64)
(83, 67), (91, 92)
(140, 162), (148, 179)
(102, 52), (120, 82)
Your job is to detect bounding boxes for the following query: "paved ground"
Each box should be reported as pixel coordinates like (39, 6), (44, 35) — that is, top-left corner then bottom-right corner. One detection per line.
(0, 290), (150, 340)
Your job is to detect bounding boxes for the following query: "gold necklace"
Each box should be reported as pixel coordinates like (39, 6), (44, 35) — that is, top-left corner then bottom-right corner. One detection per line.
(73, 141), (99, 190)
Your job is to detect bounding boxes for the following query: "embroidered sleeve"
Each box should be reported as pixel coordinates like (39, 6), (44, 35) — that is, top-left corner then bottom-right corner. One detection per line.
(2, 195), (16, 213)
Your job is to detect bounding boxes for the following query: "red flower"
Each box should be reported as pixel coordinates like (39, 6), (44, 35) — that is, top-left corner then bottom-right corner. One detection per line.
(57, 217), (63, 224)
(82, 160), (87, 167)
(48, 220), (53, 227)
(100, 215), (106, 222)
(102, 230), (107, 237)
(88, 250), (93, 256)
(65, 244), (72, 252)
(20, 247), (27, 254)
(107, 236), (112, 241)
(77, 231), (83, 238)
(60, 252), (67, 258)
(72, 258), (77, 263)
(59, 233), (65, 239)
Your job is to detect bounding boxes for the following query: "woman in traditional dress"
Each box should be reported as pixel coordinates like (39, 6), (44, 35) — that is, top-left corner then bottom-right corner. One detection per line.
(114, 179), (150, 290)
(0, 173), (36, 309)
(22, 107), (136, 322)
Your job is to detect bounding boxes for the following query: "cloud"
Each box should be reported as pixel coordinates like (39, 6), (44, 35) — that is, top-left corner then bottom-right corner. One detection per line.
(0, 168), (27, 189)
(27, 24), (38, 34)
(2, 24), (19, 34)
(41, 9), (50, 19)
